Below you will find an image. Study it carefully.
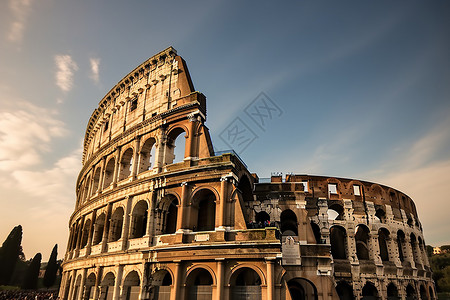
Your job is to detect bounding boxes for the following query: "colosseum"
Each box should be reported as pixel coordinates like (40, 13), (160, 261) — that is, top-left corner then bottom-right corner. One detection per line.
(60, 47), (435, 300)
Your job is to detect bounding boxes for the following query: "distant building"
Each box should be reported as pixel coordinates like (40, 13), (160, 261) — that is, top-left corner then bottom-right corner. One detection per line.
(59, 47), (436, 300)
(433, 247), (442, 255)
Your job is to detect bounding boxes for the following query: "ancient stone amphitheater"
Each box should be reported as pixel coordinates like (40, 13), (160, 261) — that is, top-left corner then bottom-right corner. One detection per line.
(60, 47), (435, 300)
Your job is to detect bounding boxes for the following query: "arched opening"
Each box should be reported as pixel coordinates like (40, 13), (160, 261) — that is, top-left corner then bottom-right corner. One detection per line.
(103, 158), (115, 188)
(406, 284), (416, 300)
(92, 167), (101, 195)
(328, 204), (344, 220)
(429, 286), (435, 300)
(378, 228), (390, 262)
(81, 219), (91, 248)
(330, 226), (347, 259)
(410, 233), (420, 265)
(287, 278), (318, 300)
(119, 148), (134, 181)
(336, 281), (353, 300)
(229, 267), (262, 299)
(73, 275), (82, 300)
(255, 211), (270, 227)
(355, 225), (370, 260)
(280, 209), (298, 237)
(151, 270), (172, 300)
(420, 285), (428, 300)
(163, 197), (178, 234)
(84, 273), (96, 300)
(375, 208), (386, 223)
(83, 176), (91, 201)
(387, 283), (399, 300)
(362, 282), (378, 300)
(123, 271), (140, 300)
(193, 189), (216, 232)
(165, 128), (186, 165)
(310, 221), (322, 244)
(63, 275), (72, 300)
(108, 207), (124, 242)
(130, 201), (148, 239)
(92, 213), (105, 245)
(185, 268), (213, 300)
(100, 272), (115, 300)
(397, 230), (406, 262)
(238, 176), (253, 202)
(139, 138), (157, 173)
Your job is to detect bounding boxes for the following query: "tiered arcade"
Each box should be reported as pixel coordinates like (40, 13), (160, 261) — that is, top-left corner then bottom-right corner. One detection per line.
(60, 47), (435, 300)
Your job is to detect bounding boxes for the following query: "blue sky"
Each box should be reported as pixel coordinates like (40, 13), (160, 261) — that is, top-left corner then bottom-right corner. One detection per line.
(0, 1), (449, 260)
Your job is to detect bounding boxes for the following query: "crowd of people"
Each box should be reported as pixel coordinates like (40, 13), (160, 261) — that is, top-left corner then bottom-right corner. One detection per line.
(247, 219), (275, 229)
(0, 290), (58, 300)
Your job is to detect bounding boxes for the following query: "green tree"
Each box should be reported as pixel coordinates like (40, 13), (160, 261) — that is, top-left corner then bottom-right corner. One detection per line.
(0, 225), (23, 285)
(43, 244), (58, 288)
(22, 253), (42, 290)
(430, 253), (450, 292)
(426, 245), (433, 257)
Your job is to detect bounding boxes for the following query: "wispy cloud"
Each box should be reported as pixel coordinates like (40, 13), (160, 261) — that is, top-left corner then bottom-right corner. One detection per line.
(55, 55), (78, 92)
(0, 101), (68, 172)
(7, 0), (33, 44)
(89, 57), (100, 84)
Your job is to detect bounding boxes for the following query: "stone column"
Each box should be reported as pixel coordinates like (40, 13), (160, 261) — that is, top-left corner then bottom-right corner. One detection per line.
(86, 211), (96, 255)
(101, 203), (113, 253)
(172, 261), (181, 300)
(130, 137), (140, 178)
(98, 157), (106, 193)
(78, 268), (88, 300)
(266, 258), (275, 300)
(404, 235), (416, 268)
(177, 182), (188, 232)
(112, 148), (120, 187)
(113, 265), (123, 300)
(122, 196), (133, 251)
(216, 259), (225, 300)
(185, 116), (197, 159)
(218, 177), (229, 229)
(93, 266), (102, 300)
(146, 191), (155, 237)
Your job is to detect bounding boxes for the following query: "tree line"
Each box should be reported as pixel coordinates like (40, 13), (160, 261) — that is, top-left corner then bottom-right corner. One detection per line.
(0, 225), (59, 290)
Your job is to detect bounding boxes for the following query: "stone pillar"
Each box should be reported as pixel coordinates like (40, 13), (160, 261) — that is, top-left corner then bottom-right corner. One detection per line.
(98, 158), (106, 193)
(130, 138), (140, 178)
(146, 191), (155, 237)
(177, 182), (188, 232)
(172, 261), (181, 300)
(122, 196), (133, 250)
(216, 259), (225, 300)
(113, 265), (123, 300)
(266, 258), (275, 300)
(93, 266), (102, 300)
(185, 117), (197, 159)
(112, 148), (120, 187)
(101, 203), (113, 253)
(67, 270), (77, 300)
(78, 268), (88, 300)
(404, 235), (416, 268)
(86, 211), (96, 255)
(218, 177), (229, 229)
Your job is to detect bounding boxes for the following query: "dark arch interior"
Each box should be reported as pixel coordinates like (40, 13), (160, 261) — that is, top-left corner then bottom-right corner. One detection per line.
(238, 176), (253, 202)
(310, 221), (322, 244)
(362, 282), (378, 300)
(336, 281), (353, 300)
(330, 226), (347, 259)
(280, 209), (298, 236)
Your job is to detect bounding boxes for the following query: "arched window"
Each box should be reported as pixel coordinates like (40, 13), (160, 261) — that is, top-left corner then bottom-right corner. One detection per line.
(80, 219), (91, 248)
(410, 233), (420, 265)
(255, 211), (270, 226)
(100, 272), (115, 300)
(73, 275), (82, 300)
(165, 128), (186, 165)
(287, 278), (318, 300)
(429, 286), (435, 300)
(375, 208), (386, 223)
(138, 138), (156, 173)
(119, 148), (133, 181)
(91, 167), (101, 195)
(164, 197), (178, 234)
(193, 190), (216, 232)
(330, 226), (347, 259)
(123, 271), (140, 300)
(378, 228), (390, 262)
(108, 207), (124, 242)
(406, 284), (416, 300)
(280, 209), (298, 236)
(336, 281), (353, 300)
(130, 201), (148, 239)
(186, 268), (213, 300)
(92, 213), (105, 245)
(387, 283), (399, 300)
(328, 203), (344, 220)
(355, 225), (370, 260)
(310, 221), (322, 244)
(85, 273), (96, 300)
(362, 282), (378, 300)
(230, 268), (262, 299)
(151, 270), (172, 300)
(420, 285), (428, 300)
(238, 176), (253, 202)
(103, 158), (115, 188)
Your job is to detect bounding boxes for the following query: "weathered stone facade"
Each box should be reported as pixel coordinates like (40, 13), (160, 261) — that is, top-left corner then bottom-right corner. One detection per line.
(60, 47), (435, 300)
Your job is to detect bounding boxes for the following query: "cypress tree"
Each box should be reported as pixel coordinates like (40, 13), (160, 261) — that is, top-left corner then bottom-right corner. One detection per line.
(43, 244), (58, 288)
(22, 253), (42, 290)
(0, 225), (23, 285)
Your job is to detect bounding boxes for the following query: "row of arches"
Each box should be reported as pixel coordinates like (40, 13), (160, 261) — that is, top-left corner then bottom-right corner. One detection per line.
(336, 280), (435, 300)
(67, 189), (218, 254)
(63, 266), (319, 300)
(78, 128), (187, 207)
(328, 224), (429, 266)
